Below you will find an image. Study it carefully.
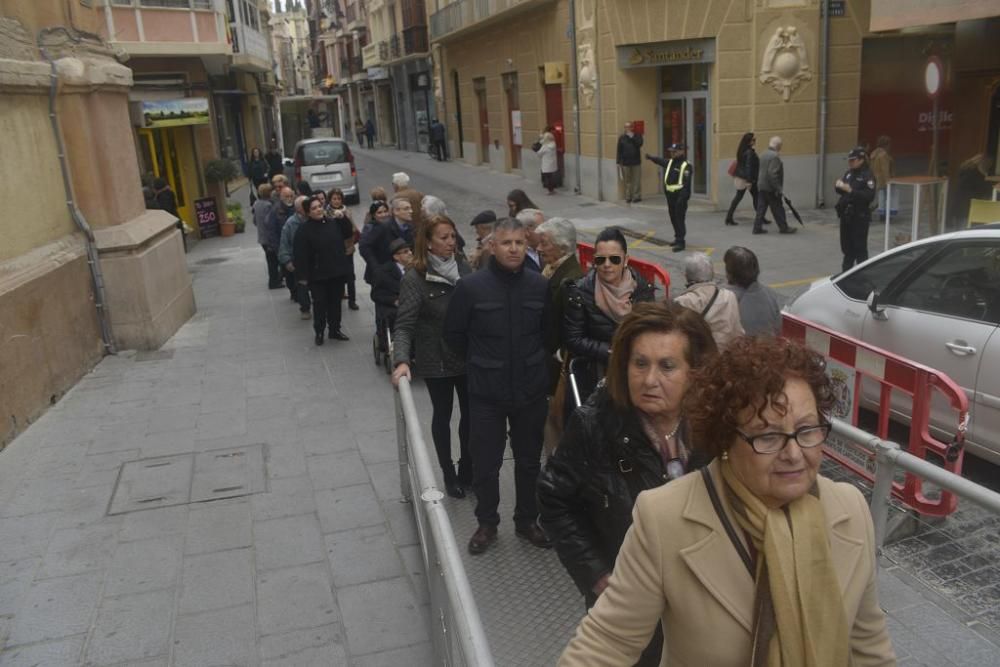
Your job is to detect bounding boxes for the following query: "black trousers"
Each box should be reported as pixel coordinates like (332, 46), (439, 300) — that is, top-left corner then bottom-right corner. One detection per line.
(284, 267), (310, 312)
(345, 271), (357, 305)
(433, 139), (447, 161)
(366, 133), (374, 148)
(725, 182), (760, 221)
(309, 277), (347, 336)
(840, 217), (870, 272)
(754, 191), (789, 231)
(666, 193), (688, 243)
(263, 246), (282, 287)
(424, 376), (472, 483)
(469, 397), (546, 528)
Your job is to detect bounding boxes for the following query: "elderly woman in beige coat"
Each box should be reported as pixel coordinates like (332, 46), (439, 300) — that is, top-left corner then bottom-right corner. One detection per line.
(559, 336), (895, 667)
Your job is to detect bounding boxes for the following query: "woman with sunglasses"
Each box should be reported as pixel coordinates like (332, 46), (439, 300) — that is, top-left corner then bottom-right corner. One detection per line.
(563, 227), (655, 406)
(558, 336), (895, 666)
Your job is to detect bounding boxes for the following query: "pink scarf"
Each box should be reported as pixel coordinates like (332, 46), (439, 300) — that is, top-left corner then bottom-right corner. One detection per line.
(594, 269), (636, 322)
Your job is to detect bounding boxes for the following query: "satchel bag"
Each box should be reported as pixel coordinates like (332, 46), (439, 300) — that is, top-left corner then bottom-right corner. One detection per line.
(531, 140), (543, 152)
(727, 159), (738, 177)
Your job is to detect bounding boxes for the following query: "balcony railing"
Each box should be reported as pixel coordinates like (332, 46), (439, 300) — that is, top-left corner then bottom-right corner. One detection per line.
(111, 0), (213, 7)
(362, 42), (381, 68)
(402, 26), (428, 55)
(429, 0), (550, 41)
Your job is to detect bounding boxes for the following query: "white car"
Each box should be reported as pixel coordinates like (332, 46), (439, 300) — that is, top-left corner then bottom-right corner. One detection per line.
(787, 226), (1000, 465)
(291, 138), (360, 204)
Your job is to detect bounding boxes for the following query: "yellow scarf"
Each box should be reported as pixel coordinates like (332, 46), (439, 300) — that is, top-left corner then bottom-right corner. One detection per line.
(720, 461), (851, 667)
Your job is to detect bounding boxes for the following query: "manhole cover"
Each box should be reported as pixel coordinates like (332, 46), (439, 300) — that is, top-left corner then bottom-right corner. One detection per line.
(107, 444), (268, 515)
(196, 257), (229, 265)
(134, 350), (175, 362)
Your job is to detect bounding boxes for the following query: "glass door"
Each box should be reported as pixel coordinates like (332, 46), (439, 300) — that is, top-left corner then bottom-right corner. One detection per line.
(660, 93), (709, 196)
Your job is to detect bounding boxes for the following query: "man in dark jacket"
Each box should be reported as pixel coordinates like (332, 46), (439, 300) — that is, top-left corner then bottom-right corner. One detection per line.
(263, 187), (296, 289)
(371, 238), (412, 348)
(616, 122), (643, 204)
(265, 137), (284, 177)
(646, 143), (692, 252)
(835, 146), (877, 272)
(429, 118), (447, 161)
(360, 197), (416, 267)
(443, 218), (553, 555)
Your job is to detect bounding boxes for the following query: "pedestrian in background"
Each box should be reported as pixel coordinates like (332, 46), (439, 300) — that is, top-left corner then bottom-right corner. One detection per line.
(754, 136), (796, 235)
(247, 147), (269, 206)
(507, 189), (538, 218)
(265, 137), (284, 177)
(515, 209), (546, 273)
(365, 118), (376, 149)
(443, 217), (552, 555)
(360, 200), (392, 285)
(294, 195), (353, 345)
(535, 130), (559, 195)
(674, 252), (744, 349)
(724, 132), (763, 226)
(430, 118), (447, 161)
(393, 216), (473, 499)
(723, 246), (782, 337)
(252, 184), (279, 289)
(467, 210), (497, 270)
(646, 143), (692, 252)
(392, 172), (425, 230)
(616, 121), (643, 204)
(362, 196), (416, 269)
(278, 195), (311, 319)
(869, 135), (897, 217)
(835, 146), (876, 272)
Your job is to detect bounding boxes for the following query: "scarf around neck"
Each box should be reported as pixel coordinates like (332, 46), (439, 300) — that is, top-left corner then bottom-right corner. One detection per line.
(428, 254), (460, 285)
(594, 269), (636, 322)
(720, 461), (850, 667)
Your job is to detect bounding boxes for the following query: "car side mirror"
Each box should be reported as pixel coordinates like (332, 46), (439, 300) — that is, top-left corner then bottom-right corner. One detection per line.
(866, 290), (887, 320)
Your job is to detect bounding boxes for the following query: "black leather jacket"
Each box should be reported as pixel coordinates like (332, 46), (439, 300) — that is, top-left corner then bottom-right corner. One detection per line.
(538, 386), (704, 597)
(563, 268), (655, 364)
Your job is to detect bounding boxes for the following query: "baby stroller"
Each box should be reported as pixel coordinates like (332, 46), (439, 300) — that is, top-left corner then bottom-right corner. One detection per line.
(372, 311), (395, 375)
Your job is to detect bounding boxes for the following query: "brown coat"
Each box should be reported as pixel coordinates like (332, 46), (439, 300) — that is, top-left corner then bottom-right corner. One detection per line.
(558, 459), (895, 666)
(870, 147), (893, 190)
(674, 282), (745, 349)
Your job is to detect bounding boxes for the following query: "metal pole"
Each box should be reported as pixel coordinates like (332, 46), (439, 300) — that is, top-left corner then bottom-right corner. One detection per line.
(869, 441), (900, 553)
(569, 0), (582, 194)
(593, 0), (603, 202)
(930, 95), (939, 177)
(815, 0), (830, 208)
(394, 389), (412, 502)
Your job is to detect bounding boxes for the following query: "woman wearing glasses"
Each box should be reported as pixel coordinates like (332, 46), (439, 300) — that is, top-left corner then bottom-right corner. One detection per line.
(539, 302), (717, 667)
(563, 227), (655, 406)
(558, 336), (895, 667)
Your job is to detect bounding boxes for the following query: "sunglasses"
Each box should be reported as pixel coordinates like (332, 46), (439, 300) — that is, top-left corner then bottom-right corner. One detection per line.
(594, 255), (624, 266)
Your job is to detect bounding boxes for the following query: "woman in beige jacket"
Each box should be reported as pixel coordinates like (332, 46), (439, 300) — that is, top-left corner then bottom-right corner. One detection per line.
(559, 337), (895, 666)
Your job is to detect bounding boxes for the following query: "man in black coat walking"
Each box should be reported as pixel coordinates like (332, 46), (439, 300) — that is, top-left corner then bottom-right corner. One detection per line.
(443, 217), (553, 555)
(616, 121), (643, 204)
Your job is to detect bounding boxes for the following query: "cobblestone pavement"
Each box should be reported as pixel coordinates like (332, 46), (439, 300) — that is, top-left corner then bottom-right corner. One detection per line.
(0, 147), (997, 666)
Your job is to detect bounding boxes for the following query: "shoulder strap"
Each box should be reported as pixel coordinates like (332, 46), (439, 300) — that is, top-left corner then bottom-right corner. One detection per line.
(700, 286), (720, 318)
(700, 467), (755, 577)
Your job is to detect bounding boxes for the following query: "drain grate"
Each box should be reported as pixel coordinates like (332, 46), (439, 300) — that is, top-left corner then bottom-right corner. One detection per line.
(196, 257), (229, 265)
(107, 444), (267, 515)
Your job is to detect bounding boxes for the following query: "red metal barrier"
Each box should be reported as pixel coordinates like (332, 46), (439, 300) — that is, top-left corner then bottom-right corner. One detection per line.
(577, 242), (671, 294)
(782, 312), (969, 517)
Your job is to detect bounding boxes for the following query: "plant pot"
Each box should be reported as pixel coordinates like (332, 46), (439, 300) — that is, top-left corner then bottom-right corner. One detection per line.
(220, 221), (236, 237)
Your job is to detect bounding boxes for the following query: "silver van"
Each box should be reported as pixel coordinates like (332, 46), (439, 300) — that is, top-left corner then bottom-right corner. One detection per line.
(291, 138), (359, 203)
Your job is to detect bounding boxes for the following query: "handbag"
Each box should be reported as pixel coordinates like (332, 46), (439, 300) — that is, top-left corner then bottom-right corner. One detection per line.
(531, 140), (542, 152)
(727, 159), (738, 177)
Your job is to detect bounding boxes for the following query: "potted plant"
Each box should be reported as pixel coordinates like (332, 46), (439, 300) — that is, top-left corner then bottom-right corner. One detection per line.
(226, 201), (246, 234)
(204, 158), (241, 197)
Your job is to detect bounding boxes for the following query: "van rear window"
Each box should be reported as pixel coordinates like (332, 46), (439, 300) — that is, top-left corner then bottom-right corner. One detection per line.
(300, 142), (348, 166)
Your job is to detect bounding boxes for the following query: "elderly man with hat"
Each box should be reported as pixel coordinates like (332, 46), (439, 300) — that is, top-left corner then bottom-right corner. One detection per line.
(468, 210), (497, 269)
(371, 238), (413, 352)
(835, 146), (876, 272)
(646, 143), (692, 252)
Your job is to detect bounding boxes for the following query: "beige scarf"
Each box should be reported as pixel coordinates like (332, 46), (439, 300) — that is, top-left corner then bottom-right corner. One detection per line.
(720, 461), (850, 667)
(594, 269), (636, 322)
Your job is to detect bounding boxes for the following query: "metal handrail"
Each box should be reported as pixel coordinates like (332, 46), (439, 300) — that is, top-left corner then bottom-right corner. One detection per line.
(831, 419), (1000, 551)
(395, 377), (495, 666)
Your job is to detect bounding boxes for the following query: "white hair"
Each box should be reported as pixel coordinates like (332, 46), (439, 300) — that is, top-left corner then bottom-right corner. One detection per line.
(768, 136), (782, 150)
(391, 172), (410, 188)
(536, 217), (577, 254)
(684, 252), (715, 284)
(421, 195), (448, 219)
(515, 208), (544, 225)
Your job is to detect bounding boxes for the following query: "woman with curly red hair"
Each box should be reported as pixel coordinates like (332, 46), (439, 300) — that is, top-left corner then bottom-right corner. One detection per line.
(559, 336), (895, 666)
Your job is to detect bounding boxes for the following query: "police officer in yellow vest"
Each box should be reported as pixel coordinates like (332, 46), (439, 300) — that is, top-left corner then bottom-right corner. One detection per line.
(646, 143), (692, 252)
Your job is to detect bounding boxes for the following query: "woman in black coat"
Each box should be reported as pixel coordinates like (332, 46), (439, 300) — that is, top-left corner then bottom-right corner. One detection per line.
(724, 132), (762, 226)
(293, 195), (354, 346)
(563, 227), (655, 406)
(390, 215), (473, 498)
(247, 147), (269, 205)
(538, 302), (717, 666)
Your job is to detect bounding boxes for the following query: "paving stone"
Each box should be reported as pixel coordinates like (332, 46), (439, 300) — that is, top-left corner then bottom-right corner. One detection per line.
(38, 523), (118, 579)
(365, 460), (405, 503)
(6, 573), (102, 645)
(247, 374), (291, 398)
(264, 443), (308, 479)
(0, 516), (53, 563)
(0, 635), (86, 666)
(325, 525), (404, 587)
(196, 411), (247, 440)
(315, 485), (385, 534)
(307, 450), (369, 491)
(179, 548), (255, 614)
(256, 563), (339, 637)
(398, 544), (429, 605)
(0, 558), (38, 617)
(251, 475), (317, 521)
(356, 430), (399, 465)
(173, 604), (257, 667)
(258, 625), (348, 667)
(352, 641), (435, 667)
(255, 514), (326, 571)
(299, 427), (356, 457)
(337, 577), (427, 655)
(140, 430), (197, 458)
(184, 499), (252, 555)
(84, 589), (173, 665)
(105, 534), (182, 596)
(246, 396), (296, 422)
(118, 504), (189, 543)
(382, 501), (419, 547)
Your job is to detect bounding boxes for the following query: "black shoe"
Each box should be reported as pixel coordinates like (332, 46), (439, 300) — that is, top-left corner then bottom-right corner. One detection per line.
(329, 330), (350, 341)
(779, 227), (798, 235)
(268, 284), (283, 290)
(763, 218), (772, 225)
(625, 198), (632, 204)
(724, 219), (738, 226)
(515, 523), (552, 549)
(445, 480), (465, 499)
(468, 525), (498, 555)
(348, 302), (360, 311)
(671, 243), (686, 253)
(633, 197), (641, 202)
(752, 228), (768, 235)
(314, 333), (324, 346)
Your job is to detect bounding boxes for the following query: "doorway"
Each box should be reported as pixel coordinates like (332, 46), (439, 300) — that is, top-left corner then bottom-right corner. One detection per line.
(659, 92), (709, 196)
(503, 72), (520, 169)
(137, 126), (196, 228)
(474, 77), (489, 164)
(453, 70), (464, 159)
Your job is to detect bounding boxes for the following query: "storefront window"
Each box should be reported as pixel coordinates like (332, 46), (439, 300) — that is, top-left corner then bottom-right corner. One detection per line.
(660, 63), (710, 93)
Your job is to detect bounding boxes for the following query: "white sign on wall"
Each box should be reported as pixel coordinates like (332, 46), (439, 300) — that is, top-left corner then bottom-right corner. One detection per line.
(511, 110), (522, 146)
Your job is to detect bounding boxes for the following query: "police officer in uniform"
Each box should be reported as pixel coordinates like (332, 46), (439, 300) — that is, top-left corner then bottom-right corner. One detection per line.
(646, 143), (692, 252)
(835, 146), (876, 272)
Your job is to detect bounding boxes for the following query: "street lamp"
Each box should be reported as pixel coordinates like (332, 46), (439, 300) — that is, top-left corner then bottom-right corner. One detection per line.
(925, 56), (943, 176)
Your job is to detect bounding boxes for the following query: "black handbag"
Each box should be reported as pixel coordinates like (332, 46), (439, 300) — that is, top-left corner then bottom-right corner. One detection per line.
(531, 140), (542, 152)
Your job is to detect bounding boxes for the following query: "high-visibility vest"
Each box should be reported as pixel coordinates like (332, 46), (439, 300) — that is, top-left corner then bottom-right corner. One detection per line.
(663, 159), (690, 192)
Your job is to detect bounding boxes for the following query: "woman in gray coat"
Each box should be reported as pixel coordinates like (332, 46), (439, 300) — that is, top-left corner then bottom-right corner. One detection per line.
(391, 215), (473, 498)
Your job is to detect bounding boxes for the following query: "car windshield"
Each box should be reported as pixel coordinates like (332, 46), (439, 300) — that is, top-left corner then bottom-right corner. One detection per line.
(300, 142), (348, 166)
(835, 245), (930, 301)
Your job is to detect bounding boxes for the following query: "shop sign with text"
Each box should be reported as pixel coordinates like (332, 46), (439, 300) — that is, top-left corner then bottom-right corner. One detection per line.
(617, 38), (715, 69)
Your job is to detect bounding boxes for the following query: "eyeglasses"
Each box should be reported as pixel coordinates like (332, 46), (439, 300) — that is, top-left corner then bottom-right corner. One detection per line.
(735, 423), (831, 455)
(594, 255), (624, 266)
